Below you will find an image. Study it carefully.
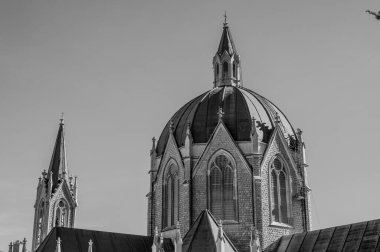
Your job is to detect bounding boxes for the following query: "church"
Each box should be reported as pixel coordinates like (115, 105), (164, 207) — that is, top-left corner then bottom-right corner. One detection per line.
(11, 19), (380, 252)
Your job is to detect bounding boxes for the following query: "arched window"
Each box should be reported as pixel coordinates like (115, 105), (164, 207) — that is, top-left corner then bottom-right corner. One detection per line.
(223, 62), (228, 74)
(209, 154), (237, 221)
(162, 164), (178, 228)
(270, 157), (290, 224)
(215, 63), (219, 76)
(232, 62), (237, 78)
(55, 200), (68, 227)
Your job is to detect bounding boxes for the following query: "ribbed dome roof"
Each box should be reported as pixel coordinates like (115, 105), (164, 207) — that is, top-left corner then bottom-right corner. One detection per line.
(156, 86), (297, 156)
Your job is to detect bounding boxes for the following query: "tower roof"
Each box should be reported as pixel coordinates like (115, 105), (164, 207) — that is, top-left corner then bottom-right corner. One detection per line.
(48, 119), (67, 190)
(217, 23), (237, 56)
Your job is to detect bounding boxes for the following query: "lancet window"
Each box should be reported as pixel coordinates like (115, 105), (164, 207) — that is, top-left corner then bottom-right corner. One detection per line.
(162, 164), (178, 228)
(270, 157), (291, 224)
(54, 200), (68, 227)
(209, 153), (237, 221)
(233, 62), (237, 78)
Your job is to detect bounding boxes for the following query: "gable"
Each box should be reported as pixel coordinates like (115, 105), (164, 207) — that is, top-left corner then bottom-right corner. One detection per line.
(156, 132), (184, 183)
(192, 121), (251, 177)
(51, 180), (76, 208)
(261, 126), (300, 183)
(182, 210), (237, 252)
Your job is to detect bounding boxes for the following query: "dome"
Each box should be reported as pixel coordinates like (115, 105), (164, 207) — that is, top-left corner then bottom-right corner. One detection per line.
(156, 85), (297, 156)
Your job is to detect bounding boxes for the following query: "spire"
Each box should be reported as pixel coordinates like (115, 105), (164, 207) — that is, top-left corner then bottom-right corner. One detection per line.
(213, 14), (241, 87)
(48, 116), (68, 190)
(217, 14), (236, 56)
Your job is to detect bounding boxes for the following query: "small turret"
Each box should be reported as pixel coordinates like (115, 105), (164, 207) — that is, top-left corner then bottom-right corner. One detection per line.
(213, 13), (241, 87)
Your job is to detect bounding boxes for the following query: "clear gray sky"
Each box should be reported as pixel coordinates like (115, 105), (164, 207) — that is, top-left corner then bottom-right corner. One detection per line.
(1, 0), (380, 249)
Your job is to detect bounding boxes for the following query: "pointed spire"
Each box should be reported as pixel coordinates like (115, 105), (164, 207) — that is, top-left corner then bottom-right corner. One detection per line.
(213, 14), (241, 87)
(22, 238), (27, 252)
(217, 15), (236, 56)
(251, 117), (259, 154)
(251, 117), (257, 136)
(48, 116), (68, 190)
(73, 176), (78, 201)
(151, 137), (156, 152)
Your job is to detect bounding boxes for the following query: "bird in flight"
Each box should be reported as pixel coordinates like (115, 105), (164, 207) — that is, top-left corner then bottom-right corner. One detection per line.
(366, 10), (380, 20)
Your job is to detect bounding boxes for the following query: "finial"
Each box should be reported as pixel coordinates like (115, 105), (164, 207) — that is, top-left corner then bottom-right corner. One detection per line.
(60, 112), (64, 125)
(218, 220), (224, 239)
(297, 128), (303, 136)
(274, 112), (281, 124)
(251, 117), (257, 135)
(88, 239), (93, 252)
(223, 11), (228, 27)
(56, 237), (62, 252)
(217, 107), (224, 122)
(169, 119), (174, 133)
(160, 233), (164, 244)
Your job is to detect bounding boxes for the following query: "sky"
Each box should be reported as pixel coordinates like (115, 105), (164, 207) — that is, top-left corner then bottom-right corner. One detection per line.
(1, 0), (380, 250)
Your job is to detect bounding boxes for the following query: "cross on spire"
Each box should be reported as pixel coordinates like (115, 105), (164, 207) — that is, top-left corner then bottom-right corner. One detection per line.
(60, 112), (64, 124)
(223, 11), (228, 27)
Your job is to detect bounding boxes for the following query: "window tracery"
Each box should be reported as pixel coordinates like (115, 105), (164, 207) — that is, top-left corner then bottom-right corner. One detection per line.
(270, 157), (291, 225)
(209, 153), (237, 221)
(55, 200), (68, 227)
(162, 164), (178, 228)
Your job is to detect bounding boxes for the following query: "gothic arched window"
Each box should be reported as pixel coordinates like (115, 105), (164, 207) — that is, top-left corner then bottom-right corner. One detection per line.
(55, 200), (68, 227)
(209, 154), (237, 221)
(233, 62), (237, 78)
(162, 164), (178, 228)
(270, 157), (290, 224)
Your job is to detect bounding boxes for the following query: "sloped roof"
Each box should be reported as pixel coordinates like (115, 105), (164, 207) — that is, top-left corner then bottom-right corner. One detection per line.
(36, 227), (174, 252)
(48, 121), (67, 190)
(270, 219), (380, 251)
(217, 25), (237, 56)
(182, 210), (237, 252)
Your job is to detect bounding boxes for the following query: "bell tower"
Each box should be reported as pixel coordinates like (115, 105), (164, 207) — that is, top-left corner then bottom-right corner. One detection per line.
(213, 14), (242, 87)
(31, 117), (78, 251)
